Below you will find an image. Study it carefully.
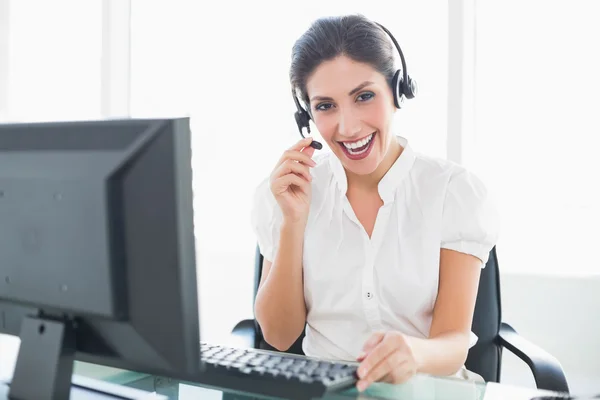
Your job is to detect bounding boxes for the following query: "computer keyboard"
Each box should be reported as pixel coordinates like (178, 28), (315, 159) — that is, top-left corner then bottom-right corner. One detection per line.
(200, 342), (359, 399)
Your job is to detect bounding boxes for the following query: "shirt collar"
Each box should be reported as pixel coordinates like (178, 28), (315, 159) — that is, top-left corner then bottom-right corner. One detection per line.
(329, 135), (416, 204)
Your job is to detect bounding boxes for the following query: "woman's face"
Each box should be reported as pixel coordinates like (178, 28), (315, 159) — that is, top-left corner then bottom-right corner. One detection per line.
(305, 55), (397, 176)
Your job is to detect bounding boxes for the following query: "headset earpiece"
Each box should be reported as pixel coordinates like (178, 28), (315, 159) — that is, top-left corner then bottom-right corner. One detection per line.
(377, 23), (417, 109)
(404, 76), (418, 99)
(392, 70), (404, 109)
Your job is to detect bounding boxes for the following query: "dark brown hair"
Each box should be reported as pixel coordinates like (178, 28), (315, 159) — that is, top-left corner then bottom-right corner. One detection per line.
(289, 14), (395, 106)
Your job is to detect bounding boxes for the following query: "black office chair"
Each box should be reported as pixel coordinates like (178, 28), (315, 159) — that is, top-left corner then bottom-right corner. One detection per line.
(231, 246), (570, 394)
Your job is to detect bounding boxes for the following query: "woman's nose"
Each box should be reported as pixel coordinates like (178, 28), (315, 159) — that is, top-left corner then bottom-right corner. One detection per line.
(337, 109), (362, 137)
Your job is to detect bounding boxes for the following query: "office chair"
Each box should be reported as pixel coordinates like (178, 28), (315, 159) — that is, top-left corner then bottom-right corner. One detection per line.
(231, 246), (570, 394)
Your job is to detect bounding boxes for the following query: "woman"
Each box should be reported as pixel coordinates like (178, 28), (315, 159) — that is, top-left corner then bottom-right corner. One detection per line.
(251, 14), (498, 392)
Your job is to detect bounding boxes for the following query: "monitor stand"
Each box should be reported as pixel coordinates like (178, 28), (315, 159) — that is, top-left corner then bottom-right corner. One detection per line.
(1, 375), (167, 400)
(3, 314), (168, 400)
(9, 314), (76, 400)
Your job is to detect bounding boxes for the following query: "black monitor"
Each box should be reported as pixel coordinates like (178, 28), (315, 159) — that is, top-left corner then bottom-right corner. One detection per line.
(0, 118), (201, 400)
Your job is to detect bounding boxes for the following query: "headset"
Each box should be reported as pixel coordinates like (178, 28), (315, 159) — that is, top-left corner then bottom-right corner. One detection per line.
(293, 22), (417, 150)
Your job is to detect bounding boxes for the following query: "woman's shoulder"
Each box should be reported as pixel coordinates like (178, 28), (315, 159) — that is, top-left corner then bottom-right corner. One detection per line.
(411, 151), (485, 190)
(412, 151), (461, 176)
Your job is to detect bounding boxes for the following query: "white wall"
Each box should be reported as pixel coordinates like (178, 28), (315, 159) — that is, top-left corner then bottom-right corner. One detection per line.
(0, 0), (10, 120)
(499, 274), (600, 394)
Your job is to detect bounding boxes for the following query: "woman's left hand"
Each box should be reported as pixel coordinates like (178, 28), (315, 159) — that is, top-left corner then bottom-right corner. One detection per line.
(355, 331), (420, 391)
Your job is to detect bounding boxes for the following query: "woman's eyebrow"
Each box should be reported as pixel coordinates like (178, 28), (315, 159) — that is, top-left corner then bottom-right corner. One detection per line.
(348, 81), (374, 96)
(310, 95), (334, 102)
(310, 81), (375, 102)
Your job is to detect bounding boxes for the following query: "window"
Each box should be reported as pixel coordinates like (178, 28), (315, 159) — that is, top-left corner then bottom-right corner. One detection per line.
(0, 0), (104, 370)
(4, 0), (102, 122)
(130, 0), (449, 341)
(472, 0), (600, 275)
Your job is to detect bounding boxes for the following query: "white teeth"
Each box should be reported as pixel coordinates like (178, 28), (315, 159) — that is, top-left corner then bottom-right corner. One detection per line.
(348, 145), (370, 155)
(342, 133), (374, 150)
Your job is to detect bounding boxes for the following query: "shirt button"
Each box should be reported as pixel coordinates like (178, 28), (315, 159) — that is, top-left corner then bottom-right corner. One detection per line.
(366, 292), (373, 299)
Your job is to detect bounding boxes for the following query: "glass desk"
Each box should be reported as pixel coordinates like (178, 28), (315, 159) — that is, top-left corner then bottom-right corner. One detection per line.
(73, 361), (563, 400)
(0, 336), (566, 400)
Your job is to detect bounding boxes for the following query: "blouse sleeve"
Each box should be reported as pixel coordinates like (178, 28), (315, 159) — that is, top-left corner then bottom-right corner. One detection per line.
(250, 178), (284, 263)
(441, 168), (500, 266)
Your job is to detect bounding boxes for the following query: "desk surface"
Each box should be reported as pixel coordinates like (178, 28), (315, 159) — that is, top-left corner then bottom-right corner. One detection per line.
(84, 364), (563, 400)
(0, 335), (565, 400)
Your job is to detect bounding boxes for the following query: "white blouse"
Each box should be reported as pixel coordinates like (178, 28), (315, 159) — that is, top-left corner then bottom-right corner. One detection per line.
(251, 135), (499, 369)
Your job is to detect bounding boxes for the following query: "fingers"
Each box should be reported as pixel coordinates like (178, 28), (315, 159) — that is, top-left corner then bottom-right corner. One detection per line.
(272, 159), (312, 182)
(269, 137), (318, 199)
(272, 173), (310, 195)
(381, 367), (413, 385)
(276, 149), (317, 170)
(392, 369), (414, 385)
(288, 136), (314, 151)
(381, 372), (395, 384)
(357, 351), (406, 391)
(275, 138), (317, 170)
(358, 337), (397, 380)
(357, 331), (386, 360)
(301, 144), (316, 159)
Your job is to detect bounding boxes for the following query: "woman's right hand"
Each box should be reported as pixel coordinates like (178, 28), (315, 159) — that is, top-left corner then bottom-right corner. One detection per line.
(270, 137), (317, 225)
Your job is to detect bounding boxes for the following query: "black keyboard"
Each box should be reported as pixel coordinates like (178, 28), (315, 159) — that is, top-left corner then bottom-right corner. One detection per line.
(199, 342), (359, 399)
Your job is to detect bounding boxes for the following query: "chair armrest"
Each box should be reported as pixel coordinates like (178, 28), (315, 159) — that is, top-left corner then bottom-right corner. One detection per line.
(498, 322), (569, 393)
(229, 319), (258, 349)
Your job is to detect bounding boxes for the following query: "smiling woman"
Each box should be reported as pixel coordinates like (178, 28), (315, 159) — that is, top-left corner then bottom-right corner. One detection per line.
(252, 14), (499, 392)
(126, 1), (449, 347)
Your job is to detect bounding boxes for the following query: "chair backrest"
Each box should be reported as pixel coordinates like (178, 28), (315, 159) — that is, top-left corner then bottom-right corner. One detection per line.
(253, 246), (503, 380)
(465, 246), (503, 382)
(253, 247), (305, 354)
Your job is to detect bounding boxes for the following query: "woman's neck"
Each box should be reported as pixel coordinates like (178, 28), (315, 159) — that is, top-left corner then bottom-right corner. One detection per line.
(346, 138), (403, 192)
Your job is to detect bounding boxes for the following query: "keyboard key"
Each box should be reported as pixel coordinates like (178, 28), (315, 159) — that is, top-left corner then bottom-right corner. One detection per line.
(200, 342), (358, 399)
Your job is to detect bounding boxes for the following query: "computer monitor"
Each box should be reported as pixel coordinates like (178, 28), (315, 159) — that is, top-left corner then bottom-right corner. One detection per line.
(0, 118), (201, 400)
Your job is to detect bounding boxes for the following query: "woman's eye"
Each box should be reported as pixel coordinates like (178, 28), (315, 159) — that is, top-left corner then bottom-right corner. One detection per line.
(315, 103), (333, 111)
(357, 92), (375, 102)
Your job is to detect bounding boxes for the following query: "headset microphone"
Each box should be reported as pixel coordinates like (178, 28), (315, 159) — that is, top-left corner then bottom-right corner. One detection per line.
(293, 90), (323, 150)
